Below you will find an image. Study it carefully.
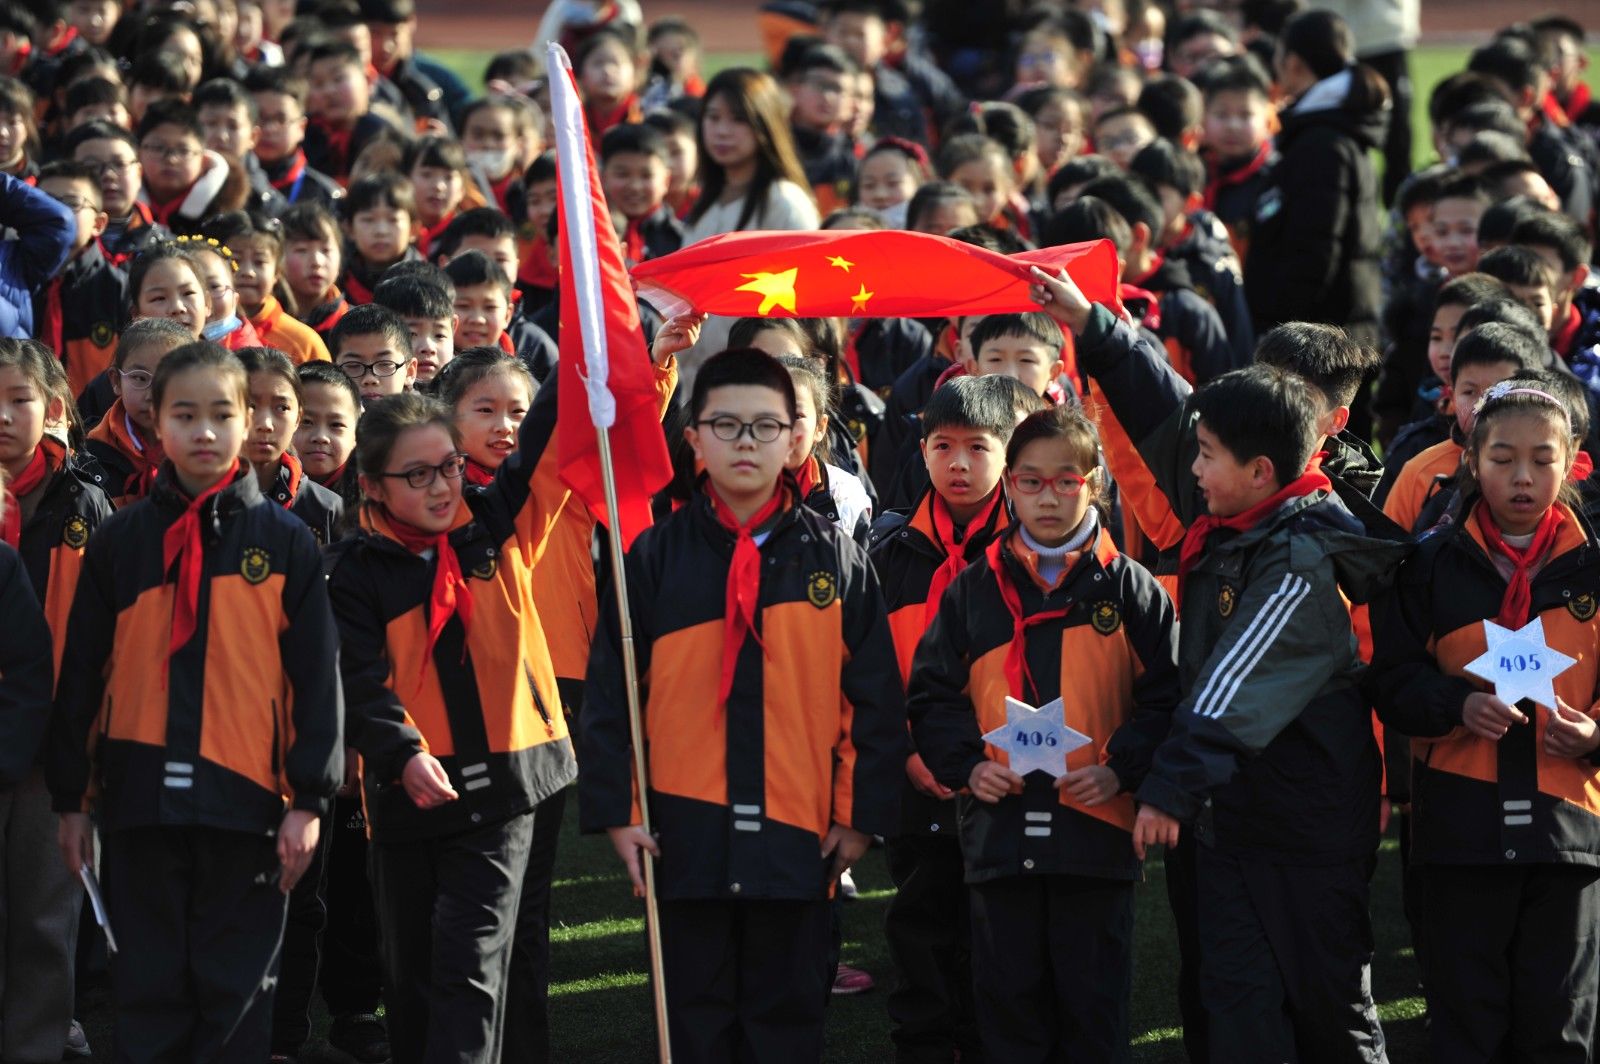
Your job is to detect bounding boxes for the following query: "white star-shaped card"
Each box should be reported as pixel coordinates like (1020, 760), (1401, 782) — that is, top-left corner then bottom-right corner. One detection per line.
(1463, 617), (1577, 709)
(981, 696), (1094, 778)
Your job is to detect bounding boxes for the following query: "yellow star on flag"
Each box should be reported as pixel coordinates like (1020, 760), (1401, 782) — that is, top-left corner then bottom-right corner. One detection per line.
(827, 255), (854, 272)
(735, 268), (799, 315)
(850, 282), (874, 312)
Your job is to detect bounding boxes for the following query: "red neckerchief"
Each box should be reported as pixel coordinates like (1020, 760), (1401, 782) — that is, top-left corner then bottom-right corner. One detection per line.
(313, 118), (353, 179)
(313, 461), (346, 491)
(518, 234), (559, 289)
(39, 273), (64, 355)
(843, 321), (864, 380)
(87, 398), (163, 501)
(344, 269), (374, 307)
(924, 488), (1003, 627)
(417, 210), (455, 259)
(985, 531), (1074, 703)
(707, 480), (789, 705)
(1554, 303), (1582, 360)
(161, 460), (240, 669)
(464, 458), (495, 486)
(1559, 83), (1594, 124)
(489, 171), (517, 215)
(1203, 142), (1271, 210)
(378, 505), (475, 689)
(269, 147), (307, 193)
(495, 329), (517, 358)
(0, 437), (60, 547)
(586, 93), (641, 137)
(1475, 500), (1565, 628)
(794, 455), (823, 499)
(218, 316), (265, 351)
(275, 452), (303, 509)
(1177, 456), (1333, 594)
(1128, 252), (1166, 290)
(45, 24), (77, 56)
(623, 216), (646, 265)
(1571, 452), (1595, 483)
(250, 293), (284, 336)
(147, 183), (197, 227)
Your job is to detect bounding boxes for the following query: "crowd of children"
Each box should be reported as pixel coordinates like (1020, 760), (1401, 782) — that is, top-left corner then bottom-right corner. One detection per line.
(0, 0), (1594, 1060)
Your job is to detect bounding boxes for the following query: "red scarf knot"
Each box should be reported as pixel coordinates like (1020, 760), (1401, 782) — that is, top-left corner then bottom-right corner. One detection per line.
(985, 533), (1073, 704)
(708, 482), (788, 706)
(1177, 456), (1333, 596)
(383, 507), (476, 691)
(923, 489), (1002, 627)
(0, 437), (61, 547)
(161, 460), (241, 672)
(1475, 502), (1565, 629)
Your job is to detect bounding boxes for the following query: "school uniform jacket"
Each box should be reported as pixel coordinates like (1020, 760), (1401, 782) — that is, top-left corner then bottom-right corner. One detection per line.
(249, 294), (332, 364)
(35, 239), (127, 398)
(1370, 505), (1600, 867)
(909, 525), (1180, 882)
(16, 454), (113, 679)
(1124, 256), (1238, 386)
(1168, 210), (1255, 367)
(0, 543), (52, 784)
(578, 487), (907, 901)
(303, 285), (352, 342)
(84, 398), (157, 508)
(47, 466), (344, 834)
(327, 373), (575, 844)
(263, 459), (344, 546)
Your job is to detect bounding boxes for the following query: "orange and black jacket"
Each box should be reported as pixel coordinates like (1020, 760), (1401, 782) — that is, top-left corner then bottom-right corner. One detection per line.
(1369, 502), (1600, 868)
(15, 453), (113, 682)
(1123, 255), (1238, 386)
(303, 285), (351, 342)
(84, 399), (158, 508)
(907, 525), (1180, 883)
(47, 466), (344, 834)
(262, 458), (345, 546)
(0, 542), (53, 784)
(34, 239), (127, 399)
(577, 483), (907, 901)
(869, 488), (1009, 836)
(327, 374), (575, 844)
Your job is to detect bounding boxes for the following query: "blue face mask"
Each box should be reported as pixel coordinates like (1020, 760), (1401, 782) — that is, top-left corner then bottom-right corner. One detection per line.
(202, 315), (241, 342)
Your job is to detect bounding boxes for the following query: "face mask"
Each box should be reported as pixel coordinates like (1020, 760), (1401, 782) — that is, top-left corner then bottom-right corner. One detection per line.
(872, 200), (909, 230)
(468, 149), (515, 181)
(203, 315), (240, 342)
(1134, 40), (1163, 72)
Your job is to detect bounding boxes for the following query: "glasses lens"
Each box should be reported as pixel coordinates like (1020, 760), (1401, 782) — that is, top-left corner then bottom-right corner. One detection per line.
(710, 417), (741, 441)
(752, 417), (784, 443)
(339, 362), (368, 379)
(404, 465), (435, 489)
(372, 360), (399, 377)
(441, 454), (467, 479)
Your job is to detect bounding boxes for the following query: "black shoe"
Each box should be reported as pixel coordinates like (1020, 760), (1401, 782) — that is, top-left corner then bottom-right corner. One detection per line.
(327, 1012), (390, 1064)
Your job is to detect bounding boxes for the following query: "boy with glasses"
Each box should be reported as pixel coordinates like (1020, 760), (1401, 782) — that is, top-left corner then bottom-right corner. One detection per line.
(66, 121), (168, 263)
(135, 100), (242, 236)
(35, 160), (127, 398)
(330, 303), (416, 405)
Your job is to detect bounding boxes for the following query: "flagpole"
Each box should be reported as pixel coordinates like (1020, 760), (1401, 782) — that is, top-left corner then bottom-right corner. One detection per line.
(595, 419), (673, 1064)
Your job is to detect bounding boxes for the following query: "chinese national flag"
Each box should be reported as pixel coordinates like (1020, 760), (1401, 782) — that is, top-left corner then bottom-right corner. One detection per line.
(630, 230), (1120, 320)
(548, 44), (671, 549)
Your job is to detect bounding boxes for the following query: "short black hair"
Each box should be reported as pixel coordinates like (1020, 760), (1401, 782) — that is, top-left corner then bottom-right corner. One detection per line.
(689, 347), (798, 422)
(1468, 36), (1543, 98)
(1455, 297), (1548, 350)
(1433, 172), (1489, 206)
(433, 207), (515, 261)
(1279, 9), (1353, 80)
(942, 101), (1035, 161)
(1428, 71), (1504, 129)
(1129, 138), (1205, 198)
(329, 303), (412, 360)
(36, 159), (100, 208)
(298, 357), (362, 409)
(374, 275), (453, 320)
(1455, 131), (1529, 170)
(243, 66), (309, 109)
(380, 258), (454, 299)
(403, 133), (466, 175)
(920, 374), (1034, 441)
(1450, 321), (1542, 383)
(1435, 272), (1511, 311)
(780, 40), (858, 80)
(1253, 322), (1379, 410)
(304, 39), (364, 74)
(905, 180), (975, 231)
(1396, 164), (1452, 216)
(151, 341), (248, 412)
(128, 50), (192, 93)
(1044, 194), (1131, 254)
(1076, 173), (1164, 240)
(946, 223), (1029, 255)
(281, 200), (341, 245)
(1191, 365), (1320, 488)
(1477, 245), (1557, 291)
(358, 0), (414, 24)
(1511, 211), (1592, 272)
(1478, 196), (1546, 246)
(1045, 154), (1119, 205)
(1165, 10), (1237, 53)
(343, 171), (415, 221)
(63, 76), (124, 118)
(1192, 53), (1272, 102)
(1444, 98), (1524, 141)
(442, 249), (511, 297)
(967, 312), (1063, 357)
(137, 99), (202, 144)
(1136, 75), (1203, 142)
(193, 77), (257, 120)
(600, 122), (669, 167)
(66, 120), (139, 161)
(524, 150), (557, 188)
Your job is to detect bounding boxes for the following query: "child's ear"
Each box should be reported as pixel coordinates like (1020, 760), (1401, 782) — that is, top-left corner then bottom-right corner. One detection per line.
(45, 393), (67, 426)
(1131, 221), (1152, 253)
(683, 422), (704, 462)
(90, 210), (108, 238)
(960, 352), (979, 376)
(1253, 454), (1276, 487)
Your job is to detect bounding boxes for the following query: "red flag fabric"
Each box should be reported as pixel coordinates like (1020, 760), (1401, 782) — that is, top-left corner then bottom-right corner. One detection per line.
(550, 51), (673, 549)
(630, 230), (1120, 320)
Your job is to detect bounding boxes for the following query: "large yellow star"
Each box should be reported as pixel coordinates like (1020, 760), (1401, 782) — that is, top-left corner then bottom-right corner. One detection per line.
(827, 255), (854, 272)
(735, 268), (799, 315)
(850, 282), (874, 312)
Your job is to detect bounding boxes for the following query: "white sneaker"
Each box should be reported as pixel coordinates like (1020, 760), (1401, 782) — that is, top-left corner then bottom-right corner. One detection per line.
(839, 867), (858, 898)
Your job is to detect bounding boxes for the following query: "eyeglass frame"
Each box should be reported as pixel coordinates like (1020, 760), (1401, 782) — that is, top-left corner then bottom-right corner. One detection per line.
(694, 415), (793, 443)
(338, 357), (410, 379)
(374, 452), (468, 489)
(1008, 470), (1090, 496)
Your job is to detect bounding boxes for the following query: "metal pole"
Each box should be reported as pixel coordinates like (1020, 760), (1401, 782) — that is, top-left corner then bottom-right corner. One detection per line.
(593, 421), (672, 1063)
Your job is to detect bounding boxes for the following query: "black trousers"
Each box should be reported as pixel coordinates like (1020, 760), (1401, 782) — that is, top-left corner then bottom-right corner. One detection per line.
(1423, 863), (1600, 1064)
(1197, 847), (1387, 1064)
(658, 897), (832, 1064)
(1164, 831), (1208, 1064)
(102, 826), (287, 1064)
(371, 812), (533, 1064)
(499, 787), (567, 1064)
(1396, 811), (1427, 996)
(884, 833), (979, 1063)
(1364, 49), (1414, 207)
(968, 873), (1134, 1064)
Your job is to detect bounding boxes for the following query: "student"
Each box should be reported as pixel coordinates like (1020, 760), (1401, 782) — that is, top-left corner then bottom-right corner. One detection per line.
(83, 317), (193, 506)
(341, 171), (418, 306)
(1092, 106), (1157, 171)
(430, 208), (520, 294)
(1370, 377), (1600, 1063)
(643, 108), (699, 219)
(441, 250), (532, 369)
(50, 341), (343, 1063)
(1015, 85), (1086, 180)
(281, 201), (349, 339)
(574, 24), (642, 138)
(1383, 322), (1544, 534)
(851, 136), (928, 231)
(243, 67), (344, 208)
(293, 358), (361, 508)
(905, 180), (980, 236)
(331, 303), (415, 404)
(1477, 245), (1559, 335)
(183, 238), (267, 350)
(0, 76), (38, 182)
(135, 100), (249, 236)
(1429, 173), (1489, 279)
(406, 135), (472, 260)
(62, 75), (130, 133)
(819, 0), (965, 150)
(868, 375), (1036, 1062)
(193, 77), (286, 219)
(0, 339), (108, 1064)
(600, 122), (686, 266)
(373, 273), (455, 386)
(936, 134), (1024, 238)
(206, 209), (333, 363)
(509, 153), (555, 313)
(1509, 211), (1598, 365)
(303, 41), (392, 183)
(35, 159), (129, 399)
(236, 346), (343, 542)
(778, 352), (873, 543)
(580, 347), (905, 1063)
(459, 95), (533, 217)
(360, 0), (450, 131)
(908, 402), (1180, 1062)
(68, 121), (170, 264)
(784, 43), (861, 218)
(326, 365), (573, 1062)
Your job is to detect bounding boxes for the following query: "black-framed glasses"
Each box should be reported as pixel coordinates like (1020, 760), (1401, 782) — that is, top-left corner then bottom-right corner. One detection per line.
(696, 415), (791, 443)
(1009, 471), (1088, 496)
(376, 453), (467, 489)
(140, 142), (199, 162)
(79, 158), (137, 178)
(339, 358), (408, 379)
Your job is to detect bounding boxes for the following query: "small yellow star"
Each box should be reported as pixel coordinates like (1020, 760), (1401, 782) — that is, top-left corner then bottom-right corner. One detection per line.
(827, 255), (854, 272)
(850, 282), (874, 312)
(735, 268), (799, 315)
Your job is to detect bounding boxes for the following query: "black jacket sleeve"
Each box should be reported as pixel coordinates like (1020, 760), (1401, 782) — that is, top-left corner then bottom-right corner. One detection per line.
(906, 573), (986, 791)
(1103, 563), (1182, 791)
(278, 523), (344, 814)
(1365, 544), (1476, 739)
(833, 535), (908, 836)
(0, 545), (52, 786)
(328, 546), (426, 786)
(47, 519), (117, 812)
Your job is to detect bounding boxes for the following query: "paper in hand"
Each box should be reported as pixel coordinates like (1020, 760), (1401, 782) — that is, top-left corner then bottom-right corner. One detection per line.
(79, 865), (116, 955)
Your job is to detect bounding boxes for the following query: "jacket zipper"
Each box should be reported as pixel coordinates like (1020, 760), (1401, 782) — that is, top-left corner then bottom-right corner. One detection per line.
(524, 663), (555, 737)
